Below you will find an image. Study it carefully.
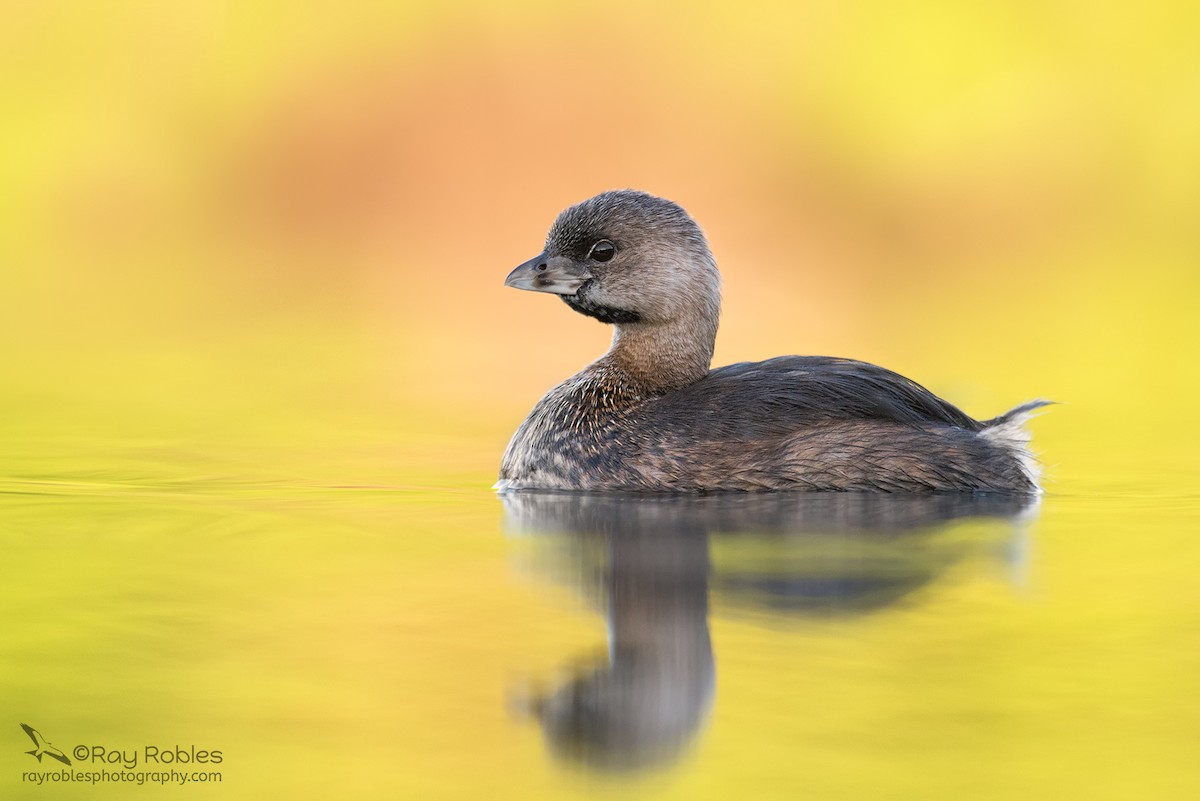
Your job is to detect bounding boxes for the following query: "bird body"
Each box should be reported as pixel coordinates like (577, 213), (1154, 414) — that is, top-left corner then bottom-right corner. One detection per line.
(499, 191), (1047, 493)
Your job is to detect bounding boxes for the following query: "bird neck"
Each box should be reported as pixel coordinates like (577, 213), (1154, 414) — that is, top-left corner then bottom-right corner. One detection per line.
(604, 315), (716, 395)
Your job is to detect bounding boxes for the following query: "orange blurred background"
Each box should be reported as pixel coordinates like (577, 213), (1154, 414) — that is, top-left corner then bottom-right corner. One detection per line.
(2, 1), (1197, 489)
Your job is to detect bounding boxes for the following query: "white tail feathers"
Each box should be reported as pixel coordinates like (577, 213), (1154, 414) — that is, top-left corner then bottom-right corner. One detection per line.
(980, 400), (1053, 492)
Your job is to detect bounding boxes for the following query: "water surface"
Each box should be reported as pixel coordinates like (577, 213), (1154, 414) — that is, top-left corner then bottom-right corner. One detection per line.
(3, 442), (1198, 800)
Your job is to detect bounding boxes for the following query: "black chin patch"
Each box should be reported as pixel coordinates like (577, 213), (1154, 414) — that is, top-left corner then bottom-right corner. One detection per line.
(561, 281), (642, 324)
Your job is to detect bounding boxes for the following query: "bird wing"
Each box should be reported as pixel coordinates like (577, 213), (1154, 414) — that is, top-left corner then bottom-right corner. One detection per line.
(45, 746), (72, 766)
(645, 356), (982, 439)
(20, 723), (42, 747)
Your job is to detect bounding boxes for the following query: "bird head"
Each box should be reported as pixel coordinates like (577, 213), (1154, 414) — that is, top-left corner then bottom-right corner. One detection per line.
(504, 190), (721, 330)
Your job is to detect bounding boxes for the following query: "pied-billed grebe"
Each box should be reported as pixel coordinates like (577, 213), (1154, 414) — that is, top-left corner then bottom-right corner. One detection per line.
(499, 190), (1049, 493)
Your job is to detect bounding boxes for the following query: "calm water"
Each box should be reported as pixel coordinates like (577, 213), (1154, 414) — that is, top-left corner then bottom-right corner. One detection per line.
(3, 442), (1199, 800)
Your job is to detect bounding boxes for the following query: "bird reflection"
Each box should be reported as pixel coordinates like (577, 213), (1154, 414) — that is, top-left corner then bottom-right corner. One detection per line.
(503, 490), (1039, 774)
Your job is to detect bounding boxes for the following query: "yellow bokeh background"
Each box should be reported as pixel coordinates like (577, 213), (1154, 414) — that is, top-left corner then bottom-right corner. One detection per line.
(2, 3), (1199, 800)
(3, 1), (1197, 482)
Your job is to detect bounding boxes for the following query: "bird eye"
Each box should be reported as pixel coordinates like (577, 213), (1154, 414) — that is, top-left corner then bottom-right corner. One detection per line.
(589, 240), (616, 262)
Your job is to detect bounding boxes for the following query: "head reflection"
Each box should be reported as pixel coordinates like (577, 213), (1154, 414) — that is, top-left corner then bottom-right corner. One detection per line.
(503, 491), (1038, 774)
